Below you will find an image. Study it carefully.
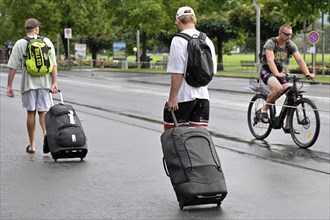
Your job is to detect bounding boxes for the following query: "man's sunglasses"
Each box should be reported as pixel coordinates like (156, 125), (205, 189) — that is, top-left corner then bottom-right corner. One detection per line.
(282, 32), (292, 37)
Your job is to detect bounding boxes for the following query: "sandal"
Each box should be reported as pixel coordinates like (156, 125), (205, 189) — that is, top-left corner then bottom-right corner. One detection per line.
(283, 127), (300, 134)
(261, 112), (269, 123)
(26, 145), (35, 154)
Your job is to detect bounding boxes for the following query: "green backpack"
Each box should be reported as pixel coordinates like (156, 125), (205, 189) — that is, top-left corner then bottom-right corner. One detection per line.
(24, 36), (53, 76)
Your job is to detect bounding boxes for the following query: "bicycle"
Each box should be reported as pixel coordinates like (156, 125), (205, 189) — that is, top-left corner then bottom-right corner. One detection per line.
(247, 74), (320, 148)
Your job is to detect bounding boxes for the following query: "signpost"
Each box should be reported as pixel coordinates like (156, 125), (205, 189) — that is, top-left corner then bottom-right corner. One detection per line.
(308, 31), (319, 74)
(308, 31), (319, 44)
(7, 41), (14, 49)
(64, 28), (72, 68)
(113, 42), (127, 69)
(75, 43), (86, 69)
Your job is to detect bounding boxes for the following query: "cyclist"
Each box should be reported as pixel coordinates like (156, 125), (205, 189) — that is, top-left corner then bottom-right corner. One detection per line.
(259, 24), (315, 133)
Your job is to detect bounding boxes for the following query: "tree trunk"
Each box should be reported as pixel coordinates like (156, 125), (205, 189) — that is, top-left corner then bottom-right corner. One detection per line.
(61, 34), (68, 60)
(217, 35), (224, 71)
(141, 31), (149, 68)
(91, 49), (98, 67)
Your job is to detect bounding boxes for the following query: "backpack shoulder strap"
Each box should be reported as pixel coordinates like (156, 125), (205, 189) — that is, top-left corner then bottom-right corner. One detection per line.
(23, 37), (33, 59)
(270, 37), (277, 45)
(198, 32), (206, 40)
(24, 35), (44, 41)
(24, 37), (32, 42)
(174, 32), (191, 41)
(270, 37), (292, 55)
(286, 40), (293, 55)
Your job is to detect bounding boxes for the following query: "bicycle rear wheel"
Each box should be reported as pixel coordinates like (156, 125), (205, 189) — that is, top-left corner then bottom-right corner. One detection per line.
(290, 98), (320, 148)
(247, 94), (272, 140)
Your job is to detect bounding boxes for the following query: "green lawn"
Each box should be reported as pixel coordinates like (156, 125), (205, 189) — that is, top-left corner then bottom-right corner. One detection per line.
(80, 53), (330, 67)
(64, 53), (330, 84)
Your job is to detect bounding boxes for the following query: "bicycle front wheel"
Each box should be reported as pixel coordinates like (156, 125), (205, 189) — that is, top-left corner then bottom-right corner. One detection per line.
(247, 94), (272, 140)
(290, 98), (320, 148)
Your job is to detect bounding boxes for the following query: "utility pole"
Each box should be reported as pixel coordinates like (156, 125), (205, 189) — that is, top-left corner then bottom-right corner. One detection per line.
(254, 0), (260, 65)
(136, 30), (141, 69)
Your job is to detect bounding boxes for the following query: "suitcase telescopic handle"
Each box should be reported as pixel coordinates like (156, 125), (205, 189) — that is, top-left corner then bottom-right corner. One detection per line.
(49, 90), (63, 106)
(170, 110), (178, 127)
(163, 157), (170, 177)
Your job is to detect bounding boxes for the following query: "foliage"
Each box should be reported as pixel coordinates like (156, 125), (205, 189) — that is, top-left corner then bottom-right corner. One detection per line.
(0, 0), (328, 63)
(104, 0), (170, 63)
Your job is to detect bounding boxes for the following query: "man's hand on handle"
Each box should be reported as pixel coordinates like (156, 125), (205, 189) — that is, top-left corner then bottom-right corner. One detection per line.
(167, 98), (179, 111)
(50, 84), (58, 93)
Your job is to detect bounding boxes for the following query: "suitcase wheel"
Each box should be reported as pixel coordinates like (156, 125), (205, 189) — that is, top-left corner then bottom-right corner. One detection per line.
(179, 201), (184, 209)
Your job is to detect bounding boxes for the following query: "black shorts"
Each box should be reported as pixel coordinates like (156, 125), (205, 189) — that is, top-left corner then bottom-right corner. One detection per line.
(163, 99), (210, 129)
(260, 69), (289, 85)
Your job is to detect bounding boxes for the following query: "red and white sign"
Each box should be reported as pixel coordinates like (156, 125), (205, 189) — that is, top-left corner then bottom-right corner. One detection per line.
(308, 31), (319, 44)
(64, 28), (72, 39)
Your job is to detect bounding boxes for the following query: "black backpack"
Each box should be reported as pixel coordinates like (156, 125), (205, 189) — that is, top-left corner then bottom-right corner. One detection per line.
(175, 32), (214, 87)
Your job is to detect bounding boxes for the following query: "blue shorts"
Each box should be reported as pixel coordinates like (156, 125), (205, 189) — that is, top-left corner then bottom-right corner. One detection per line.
(163, 99), (209, 129)
(260, 69), (289, 85)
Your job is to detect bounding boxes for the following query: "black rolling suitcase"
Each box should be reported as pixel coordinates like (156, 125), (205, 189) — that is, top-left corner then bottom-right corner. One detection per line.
(45, 90), (88, 161)
(161, 111), (227, 209)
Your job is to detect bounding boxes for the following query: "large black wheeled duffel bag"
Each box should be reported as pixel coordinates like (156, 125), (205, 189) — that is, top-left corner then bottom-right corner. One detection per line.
(161, 111), (227, 209)
(44, 91), (88, 161)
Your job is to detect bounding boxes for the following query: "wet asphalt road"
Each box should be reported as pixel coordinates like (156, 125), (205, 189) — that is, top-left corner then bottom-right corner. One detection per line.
(1, 69), (329, 219)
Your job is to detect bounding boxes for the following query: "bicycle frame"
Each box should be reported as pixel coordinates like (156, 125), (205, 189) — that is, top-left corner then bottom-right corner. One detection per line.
(268, 76), (302, 129)
(247, 74), (320, 148)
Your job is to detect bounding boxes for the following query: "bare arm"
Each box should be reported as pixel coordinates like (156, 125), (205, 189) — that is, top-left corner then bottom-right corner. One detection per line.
(7, 68), (16, 97)
(50, 65), (58, 93)
(167, 73), (183, 111)
(292, 52), (315, 79)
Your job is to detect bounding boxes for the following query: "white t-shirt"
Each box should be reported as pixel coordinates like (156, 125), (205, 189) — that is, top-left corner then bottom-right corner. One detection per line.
(167, 29), (217, 102)
(7, 35), (57, 94)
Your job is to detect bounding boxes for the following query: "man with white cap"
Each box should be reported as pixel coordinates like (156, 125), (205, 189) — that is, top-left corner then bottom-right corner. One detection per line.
(7, 18), (58, 153)
(163, 6), (217, 131)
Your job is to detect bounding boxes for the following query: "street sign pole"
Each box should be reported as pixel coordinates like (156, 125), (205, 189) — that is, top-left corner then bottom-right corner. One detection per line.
(64, 28), (72, 66)
(313, 43), (316, 75)
(308, 31), (319, 75)
(254, 1), (260, 66)
(67, 38), (70, 61)
(136, 30), (140, 69)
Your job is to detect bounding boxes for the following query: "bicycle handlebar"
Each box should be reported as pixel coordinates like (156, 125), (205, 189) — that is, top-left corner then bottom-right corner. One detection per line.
(286, 74), (314, 82)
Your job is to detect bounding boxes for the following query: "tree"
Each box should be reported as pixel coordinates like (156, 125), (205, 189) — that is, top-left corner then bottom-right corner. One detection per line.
(1, 0), (328, 67)
(280, 0), (330, 58)
(105, 0), (168, 67)
(0, 0), (59, 42)
(195, 0), (234, 70)
(53, 0), (113, 61)
(198, 11), (237, 70)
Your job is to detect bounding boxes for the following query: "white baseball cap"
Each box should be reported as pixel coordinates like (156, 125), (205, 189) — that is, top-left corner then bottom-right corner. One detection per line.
(176, 6), (195, 19)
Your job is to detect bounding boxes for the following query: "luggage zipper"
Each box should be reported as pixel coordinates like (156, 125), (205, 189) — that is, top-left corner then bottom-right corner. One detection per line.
(171, 129), (190, 182)
(183, 131), (221, 170)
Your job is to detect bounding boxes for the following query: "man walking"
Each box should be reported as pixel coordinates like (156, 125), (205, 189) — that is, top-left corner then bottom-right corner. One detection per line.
(7, 18), (58, 153)
(163, 6), (217, 131)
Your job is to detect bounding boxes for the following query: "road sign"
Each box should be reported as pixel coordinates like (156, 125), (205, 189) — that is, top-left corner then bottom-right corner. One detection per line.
(7, 40), (14, 48)
(64, 28), (72, 39)
(308, 31), (319, 44)
(75, 43), (86, 60)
